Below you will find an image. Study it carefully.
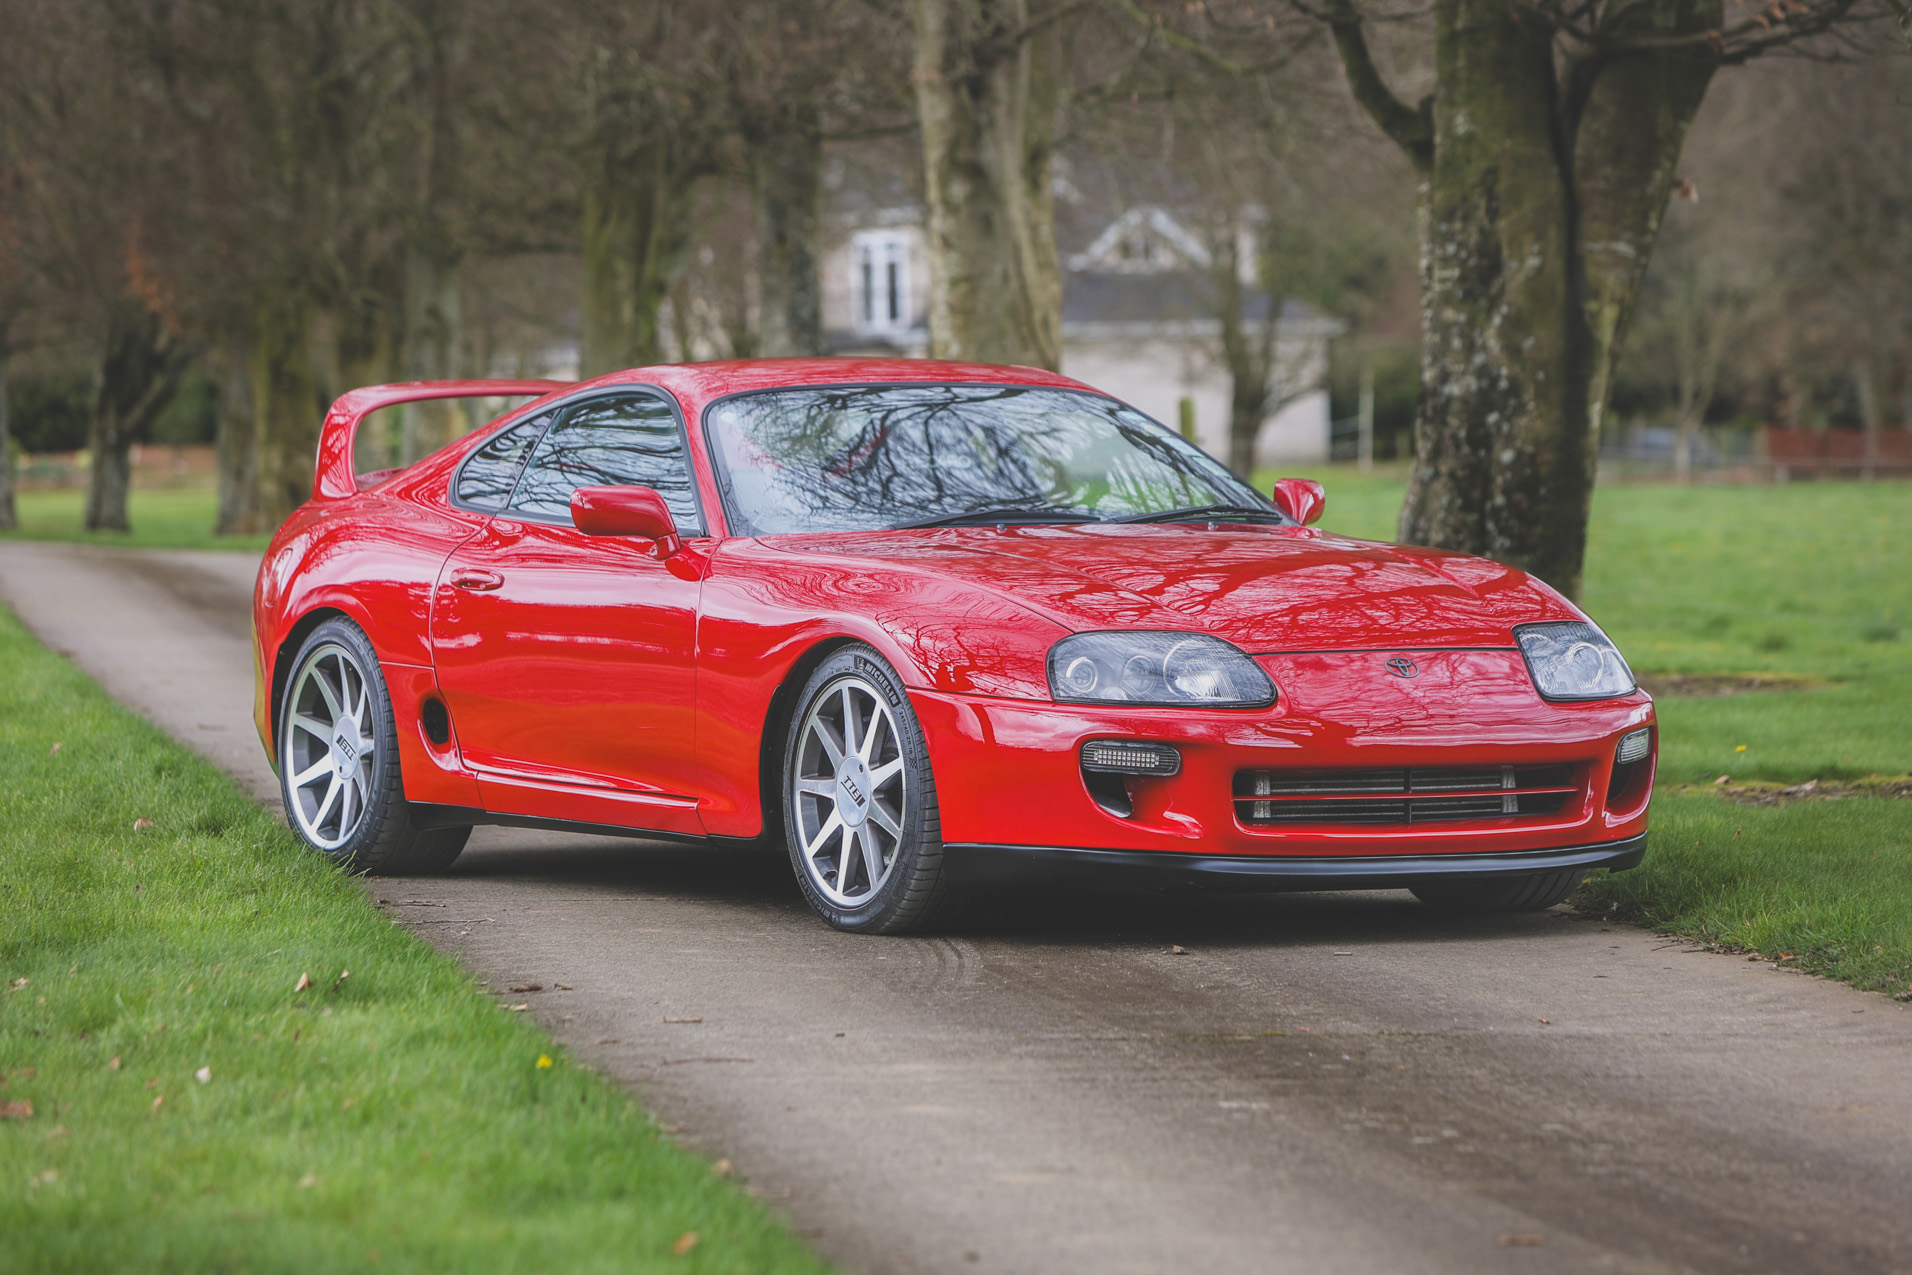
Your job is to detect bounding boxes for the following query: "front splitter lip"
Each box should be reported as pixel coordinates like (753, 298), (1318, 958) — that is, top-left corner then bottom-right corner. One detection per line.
(943, 832), (1647, 892)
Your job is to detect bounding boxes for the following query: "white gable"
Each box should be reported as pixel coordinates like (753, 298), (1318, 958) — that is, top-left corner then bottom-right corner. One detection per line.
(1066, 206), (1212, 275)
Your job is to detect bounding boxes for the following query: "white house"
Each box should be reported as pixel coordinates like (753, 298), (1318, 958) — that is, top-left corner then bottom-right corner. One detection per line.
(821, 205), (1340, 466)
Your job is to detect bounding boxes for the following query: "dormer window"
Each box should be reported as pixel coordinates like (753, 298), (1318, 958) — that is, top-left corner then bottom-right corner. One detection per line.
(852, 230), (911, 334)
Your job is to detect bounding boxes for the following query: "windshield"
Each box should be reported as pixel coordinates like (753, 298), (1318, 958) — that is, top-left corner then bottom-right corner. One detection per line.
(704, 384), (1272, 535)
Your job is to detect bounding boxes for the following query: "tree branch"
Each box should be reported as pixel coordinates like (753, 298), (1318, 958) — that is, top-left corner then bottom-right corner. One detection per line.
(1316, 0), (1433, 167)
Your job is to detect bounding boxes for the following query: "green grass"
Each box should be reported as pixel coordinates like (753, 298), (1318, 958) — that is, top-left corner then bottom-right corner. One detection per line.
(0, 603), (827, 1273)
(2, 489), (271, 552)
(1575, 789), (1912, 994)
(1265, 466), (1912, 994)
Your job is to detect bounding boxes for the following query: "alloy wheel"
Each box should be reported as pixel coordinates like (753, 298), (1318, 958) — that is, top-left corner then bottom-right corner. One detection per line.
(282, 642), (378, 851)
(791, 675), (908, 908)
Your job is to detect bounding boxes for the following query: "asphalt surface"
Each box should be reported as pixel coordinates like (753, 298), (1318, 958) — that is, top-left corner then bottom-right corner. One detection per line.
(4, 538), (1911, 1275)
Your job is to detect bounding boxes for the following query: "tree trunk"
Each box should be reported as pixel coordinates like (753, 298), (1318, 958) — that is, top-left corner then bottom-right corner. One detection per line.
(1335, 0), (1718, 598)
(215, 330), (259, 536)
(1212, 232), (1279, 477)
(400, 2), (469, 462)
(251, 291), (325, 529)
(580, 140), (702, 377)
(912, 0), (1062, 370)
(748, 119), (825, 358)
(1856, 358), (1880, 482)
(0, 330), (16, 532)
(84, 303), (192, 534)
(400, 238), (465, 463)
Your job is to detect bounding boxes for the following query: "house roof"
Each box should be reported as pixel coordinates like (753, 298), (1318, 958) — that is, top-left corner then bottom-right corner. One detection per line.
(1062, 272), (1332, 333)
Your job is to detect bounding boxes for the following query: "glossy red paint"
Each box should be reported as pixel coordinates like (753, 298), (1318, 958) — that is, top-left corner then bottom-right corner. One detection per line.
(1269, 477), (1326, 526)
(570, 484), (681, 553)
(253, 358), (1655, 870)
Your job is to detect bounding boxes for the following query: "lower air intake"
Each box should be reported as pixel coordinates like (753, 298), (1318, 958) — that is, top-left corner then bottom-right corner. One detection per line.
(1234, 765), (1578, 826)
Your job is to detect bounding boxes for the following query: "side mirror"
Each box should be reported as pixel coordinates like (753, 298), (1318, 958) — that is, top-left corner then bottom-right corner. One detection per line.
(1269, 477), (1326, 527)
(570, 485), (682, 556)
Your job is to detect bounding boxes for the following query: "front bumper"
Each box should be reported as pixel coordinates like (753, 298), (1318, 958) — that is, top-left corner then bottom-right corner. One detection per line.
(910, 646), (1656, 859)
(945, 832), (1647, 892)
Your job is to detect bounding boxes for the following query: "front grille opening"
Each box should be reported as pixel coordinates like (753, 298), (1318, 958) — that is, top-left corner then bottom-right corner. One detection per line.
(1235, 764), (1579, 826)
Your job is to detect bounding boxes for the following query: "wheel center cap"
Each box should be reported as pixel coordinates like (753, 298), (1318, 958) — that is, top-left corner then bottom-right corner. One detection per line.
(834, 755), (871, 828)
(331, 716), (359, 778)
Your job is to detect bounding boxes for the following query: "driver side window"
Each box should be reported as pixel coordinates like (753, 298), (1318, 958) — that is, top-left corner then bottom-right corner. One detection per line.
(508, 393), (703, 534)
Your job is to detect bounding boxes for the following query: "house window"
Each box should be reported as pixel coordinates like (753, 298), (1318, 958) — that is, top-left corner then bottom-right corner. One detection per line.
(852, 230), (911, 334)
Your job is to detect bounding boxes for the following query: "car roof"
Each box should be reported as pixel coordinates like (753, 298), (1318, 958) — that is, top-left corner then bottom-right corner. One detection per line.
(563, 357), (1099, 404)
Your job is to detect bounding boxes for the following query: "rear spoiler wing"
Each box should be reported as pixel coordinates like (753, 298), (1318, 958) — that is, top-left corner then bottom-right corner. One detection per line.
(312, 379), (571, 502)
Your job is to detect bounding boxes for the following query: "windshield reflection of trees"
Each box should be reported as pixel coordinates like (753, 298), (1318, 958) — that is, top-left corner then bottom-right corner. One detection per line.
(714, 385), (1245, 534)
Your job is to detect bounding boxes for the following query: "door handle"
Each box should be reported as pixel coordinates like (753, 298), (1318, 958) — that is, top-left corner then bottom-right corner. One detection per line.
(449, 568), (504, 592)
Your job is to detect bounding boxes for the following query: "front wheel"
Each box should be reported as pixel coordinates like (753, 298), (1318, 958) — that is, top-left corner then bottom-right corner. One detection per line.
(782, 645), (964, 934)
(279, 618), (469, 875)
(1410, 868), (1587, 913)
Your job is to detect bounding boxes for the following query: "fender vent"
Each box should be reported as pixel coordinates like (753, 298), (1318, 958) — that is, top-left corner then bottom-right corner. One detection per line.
(1234, 765), (1578, 825)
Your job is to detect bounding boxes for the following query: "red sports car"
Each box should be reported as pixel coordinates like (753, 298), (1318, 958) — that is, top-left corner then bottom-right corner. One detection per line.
(252, 359), (1655, 933)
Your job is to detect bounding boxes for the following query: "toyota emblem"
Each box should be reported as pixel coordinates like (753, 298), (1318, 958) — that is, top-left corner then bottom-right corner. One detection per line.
(1385, 656), (1419, 679)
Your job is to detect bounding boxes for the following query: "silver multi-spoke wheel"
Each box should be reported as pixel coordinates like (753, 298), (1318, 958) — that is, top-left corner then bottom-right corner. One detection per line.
(282, 642), (377, 851)
(791, 675), (909, 908)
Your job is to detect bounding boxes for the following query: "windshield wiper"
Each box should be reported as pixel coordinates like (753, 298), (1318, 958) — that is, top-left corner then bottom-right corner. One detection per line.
(892, 506), (1106, 530)
(1111, 503), (1287, 524)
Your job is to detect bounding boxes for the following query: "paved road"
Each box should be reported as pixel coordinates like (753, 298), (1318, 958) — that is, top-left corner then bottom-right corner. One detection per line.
(5, 539), (1911, 1275)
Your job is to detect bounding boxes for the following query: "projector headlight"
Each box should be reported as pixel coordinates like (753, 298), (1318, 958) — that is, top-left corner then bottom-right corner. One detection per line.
(1048, 632), (1275, 708)
(1515, 622), (1637, 702)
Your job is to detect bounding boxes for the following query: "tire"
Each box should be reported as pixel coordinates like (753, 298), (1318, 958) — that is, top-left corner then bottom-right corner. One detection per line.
(781, 644), (965, 934)
(1410, 868), (1587, 913)
(278, 617), (469, 875)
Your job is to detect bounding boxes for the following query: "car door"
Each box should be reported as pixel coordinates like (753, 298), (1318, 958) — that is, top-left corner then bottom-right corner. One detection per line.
(430, 389), (709, 836)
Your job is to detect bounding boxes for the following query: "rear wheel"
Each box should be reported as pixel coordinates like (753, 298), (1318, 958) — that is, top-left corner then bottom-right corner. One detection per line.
(279, 618), (469, 875)
(783, 645), (964, 933)
(1411, 868), (1587, 913)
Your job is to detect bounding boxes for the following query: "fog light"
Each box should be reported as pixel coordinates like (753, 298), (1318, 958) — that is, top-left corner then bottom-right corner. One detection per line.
(1616, 728), (1651, 766)
(1081, 740), (1182, 776)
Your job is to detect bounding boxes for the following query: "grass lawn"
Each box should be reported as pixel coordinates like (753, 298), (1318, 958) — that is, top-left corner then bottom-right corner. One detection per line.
(1271, 465), (1912, 995)
(0, 603), (827, 1273)
(2, 488), (272, 553)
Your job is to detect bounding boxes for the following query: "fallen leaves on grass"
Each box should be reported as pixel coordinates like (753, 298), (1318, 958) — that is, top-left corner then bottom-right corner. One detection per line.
(49, 742), (61, 756)
(294, 972), (312, 993)
(195, 1067), (211, 1084)
(298, 1174), (320, 1189)
(671, 1232), (700, 1257)
(107, 1056), (121, 1070)
(133, 817), (155, 831)
(150, 1095), (164, 1112)
(711, 1158), (732, 1179)
(1, 1101), (34, 1120)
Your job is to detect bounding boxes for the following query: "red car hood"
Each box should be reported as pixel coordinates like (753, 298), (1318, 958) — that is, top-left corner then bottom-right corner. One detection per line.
(766, 523), (1579, 651)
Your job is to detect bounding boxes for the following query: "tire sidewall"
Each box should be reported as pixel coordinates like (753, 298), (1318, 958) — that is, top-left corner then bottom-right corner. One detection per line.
(279, 617), (404, 868)
(782, 645), (942, 932)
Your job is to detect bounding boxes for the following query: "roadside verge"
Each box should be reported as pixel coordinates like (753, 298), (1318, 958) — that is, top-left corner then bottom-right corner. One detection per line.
(0, 600), (827, 1274)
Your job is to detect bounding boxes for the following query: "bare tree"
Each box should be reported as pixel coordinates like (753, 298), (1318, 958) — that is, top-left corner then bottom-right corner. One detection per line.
(1305, 0), (1908, 596)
